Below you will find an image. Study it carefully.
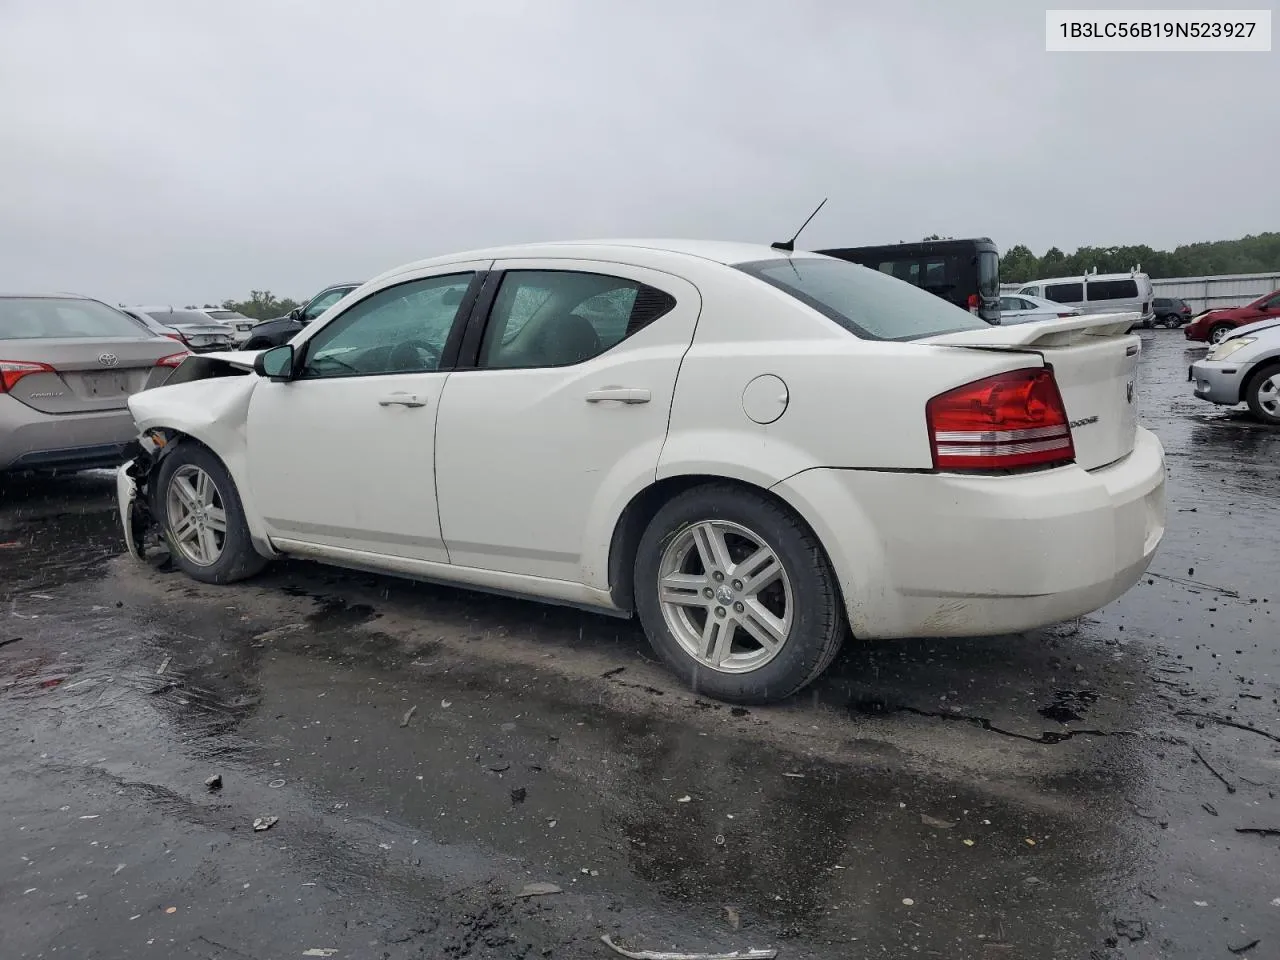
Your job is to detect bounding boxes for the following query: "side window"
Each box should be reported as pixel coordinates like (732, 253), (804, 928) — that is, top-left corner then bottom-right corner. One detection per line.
(878, 259), (921, 286)
(1018, 286), (1038, 296)
(303, 287), (351, 321)
(1261, 292), (1280, 310)
(300, 273), (473, 379)
(479, 271), (676, 370)
(1086, 279), (1139, 301)
(999, 297), (1018, 311)
(1043, 282), (1084, 303)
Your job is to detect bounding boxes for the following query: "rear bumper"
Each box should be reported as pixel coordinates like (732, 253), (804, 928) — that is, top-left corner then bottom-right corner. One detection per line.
(0, 397), (137, 473)
(774, 427), (1166, 639)
(1189, 358), (1249, 405)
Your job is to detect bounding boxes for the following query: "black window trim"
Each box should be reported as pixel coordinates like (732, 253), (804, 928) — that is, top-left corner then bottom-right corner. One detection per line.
(451, 267), (678, 372)
(293, 270), (488, 380)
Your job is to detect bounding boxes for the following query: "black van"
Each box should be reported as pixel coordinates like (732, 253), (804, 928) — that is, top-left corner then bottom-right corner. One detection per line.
(816, 238), (1001, 324)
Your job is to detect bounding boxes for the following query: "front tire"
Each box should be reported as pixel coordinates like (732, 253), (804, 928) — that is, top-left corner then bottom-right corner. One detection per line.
(634, 484), (845, 704)
(1245, 362), (1280, 425)
(1209, 324), (1232, 344)
(155, 443), (268, 583)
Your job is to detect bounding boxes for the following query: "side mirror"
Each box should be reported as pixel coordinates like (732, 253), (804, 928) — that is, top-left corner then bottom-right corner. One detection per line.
(254, 344), (296, 381)
(287, 307), (304, 321)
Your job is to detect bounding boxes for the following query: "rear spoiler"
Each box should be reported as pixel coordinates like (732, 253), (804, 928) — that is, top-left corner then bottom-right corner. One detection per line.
(925, 312), (1139, 349)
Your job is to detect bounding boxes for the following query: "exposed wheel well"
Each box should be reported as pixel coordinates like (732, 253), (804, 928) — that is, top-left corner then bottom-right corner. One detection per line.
(606, 474), (835, 614)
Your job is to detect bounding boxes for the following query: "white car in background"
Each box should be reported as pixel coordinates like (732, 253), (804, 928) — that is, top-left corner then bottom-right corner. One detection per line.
(197, 308), (256, 343)
(998, 294), (1083, 325)
(115, 241), (1166, 704)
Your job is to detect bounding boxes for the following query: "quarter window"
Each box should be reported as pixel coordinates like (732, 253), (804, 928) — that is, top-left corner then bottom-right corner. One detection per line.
(300, 273), (473, 379)
(479, 271), (675, 370)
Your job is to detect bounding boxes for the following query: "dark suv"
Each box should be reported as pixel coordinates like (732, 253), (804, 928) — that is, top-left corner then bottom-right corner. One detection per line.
(241, 282), (361, 349)
(1152, 297), (1192, 327)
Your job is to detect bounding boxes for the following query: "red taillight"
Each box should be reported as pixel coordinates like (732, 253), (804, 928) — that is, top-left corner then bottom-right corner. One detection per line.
(156, 352), (190, 368)
(926, 368), (1075, 472)
(967, 294), (980, 312)
(0, 360), (56, 393)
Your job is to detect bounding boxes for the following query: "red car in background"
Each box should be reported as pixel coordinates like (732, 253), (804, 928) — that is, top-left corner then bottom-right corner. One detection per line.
(1185, 289), (1280, 343)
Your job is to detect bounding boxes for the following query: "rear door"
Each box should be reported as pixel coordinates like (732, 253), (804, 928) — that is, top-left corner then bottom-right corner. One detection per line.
(433, 261), (699, 584)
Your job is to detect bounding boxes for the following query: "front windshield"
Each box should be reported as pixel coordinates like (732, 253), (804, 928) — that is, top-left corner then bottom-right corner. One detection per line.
(735, 257), (989, 341)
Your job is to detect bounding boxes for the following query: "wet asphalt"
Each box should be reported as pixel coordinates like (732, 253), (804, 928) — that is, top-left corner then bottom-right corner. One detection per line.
(1, 331), (1277, 960)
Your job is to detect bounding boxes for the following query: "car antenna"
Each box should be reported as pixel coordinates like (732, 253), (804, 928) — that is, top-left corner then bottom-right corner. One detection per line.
(771, 198), (827, 252)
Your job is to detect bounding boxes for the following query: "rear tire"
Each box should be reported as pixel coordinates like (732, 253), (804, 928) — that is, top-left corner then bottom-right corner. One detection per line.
(155, 442), (268, 584)
(633, 484), (845, 704)
(1245, 362), (1280, 425)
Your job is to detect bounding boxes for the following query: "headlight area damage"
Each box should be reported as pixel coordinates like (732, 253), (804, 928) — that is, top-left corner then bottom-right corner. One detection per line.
(117, 350), (259, 562)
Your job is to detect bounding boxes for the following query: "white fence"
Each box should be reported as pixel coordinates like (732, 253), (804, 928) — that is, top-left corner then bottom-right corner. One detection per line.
(1004, 271), (1279, 313)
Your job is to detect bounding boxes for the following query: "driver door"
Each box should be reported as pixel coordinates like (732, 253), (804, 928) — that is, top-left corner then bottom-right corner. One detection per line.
(245, 265), (487, 563)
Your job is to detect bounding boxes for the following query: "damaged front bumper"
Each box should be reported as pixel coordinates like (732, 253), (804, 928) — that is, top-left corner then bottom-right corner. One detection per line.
(116, 438), (162, 561)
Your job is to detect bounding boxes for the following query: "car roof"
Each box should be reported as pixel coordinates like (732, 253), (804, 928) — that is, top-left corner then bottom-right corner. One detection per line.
(0, 292), (97, 300)
(369, 240), (801, 284)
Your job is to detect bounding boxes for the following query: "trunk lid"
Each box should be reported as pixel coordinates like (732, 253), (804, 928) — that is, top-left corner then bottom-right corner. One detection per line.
(925, 312), (1140, 471)
(3, 337), (179, 414)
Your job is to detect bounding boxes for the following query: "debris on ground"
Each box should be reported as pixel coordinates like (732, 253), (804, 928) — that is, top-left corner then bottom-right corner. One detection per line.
(781, 772), (805, 779)
(1203, 803), (1219, 817)
(920, 814), (956, 829)
(0, 637), (21, 649)
(601, 667), (626, 678)
(515, 882), (562, 898)
(489, 761), (511, 773)
(1236, 828), (1280, 837)
(723, 906), (741, 930)
(677, 795), (692, 803)
(302, 950), (339, 958)
(600, 935), (778, 960)
(268, 779), (286, 789)
(510, 787), (527, 805)
(252, 816), (278, 832)
(1191, 745), (1236, 794)
(204, 774), (222, 791)
(400, 705), (417, 728)
(1228, 939), (1261, 955)
(1114, 918), (1147, 942)
(155, 655), (171, 675)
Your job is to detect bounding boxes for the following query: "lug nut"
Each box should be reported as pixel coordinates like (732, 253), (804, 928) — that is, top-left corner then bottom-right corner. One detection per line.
(715, 606), (726, 618)
(734, 601), (744, 613)
(732, 579), (743, 591)
(712, 570), (725, 582)
(703, 587), (714, 599)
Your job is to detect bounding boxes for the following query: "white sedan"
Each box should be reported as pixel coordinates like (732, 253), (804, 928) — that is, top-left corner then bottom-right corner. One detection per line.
(998, 294), (1083, 324)
(116, 240), (1166, 704)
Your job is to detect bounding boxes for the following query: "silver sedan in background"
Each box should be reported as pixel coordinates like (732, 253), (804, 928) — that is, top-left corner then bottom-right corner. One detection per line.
(1189, 317), (1280, 424)
(997, 294), (1083, 325)
(1, 295), (188, 473)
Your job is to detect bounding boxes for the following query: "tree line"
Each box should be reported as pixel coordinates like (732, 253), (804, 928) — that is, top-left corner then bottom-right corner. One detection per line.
(998, 231), (1280, 284)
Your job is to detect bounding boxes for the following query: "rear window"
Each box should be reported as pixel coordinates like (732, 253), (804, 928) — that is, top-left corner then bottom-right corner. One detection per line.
(204, 310), (245, 320)
(0, 298), (150, 340)
(1086, 279), (1139, 301)
(1043, 282), (1084, 304)
(977, 250), (1000, 297)
(736, 257), (987, 341)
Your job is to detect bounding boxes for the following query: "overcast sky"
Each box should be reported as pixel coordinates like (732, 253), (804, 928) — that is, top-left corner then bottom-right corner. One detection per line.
(1, 0), (1276, 304)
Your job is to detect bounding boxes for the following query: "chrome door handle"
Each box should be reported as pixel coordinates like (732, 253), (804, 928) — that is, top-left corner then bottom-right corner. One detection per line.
(378, 393), (427, 408)
(584, 387), (651, 404)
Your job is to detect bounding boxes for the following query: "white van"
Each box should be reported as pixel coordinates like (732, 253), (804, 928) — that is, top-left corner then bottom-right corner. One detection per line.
(1017, 269), (1155, 328)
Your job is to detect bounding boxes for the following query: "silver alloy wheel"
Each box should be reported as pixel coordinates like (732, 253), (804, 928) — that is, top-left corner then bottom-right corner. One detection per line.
(657, 520), (794, 674)
(1255, 373), (1280, 418)
(1211, 326), (1230, 343)
(165, 464), (228, 567)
